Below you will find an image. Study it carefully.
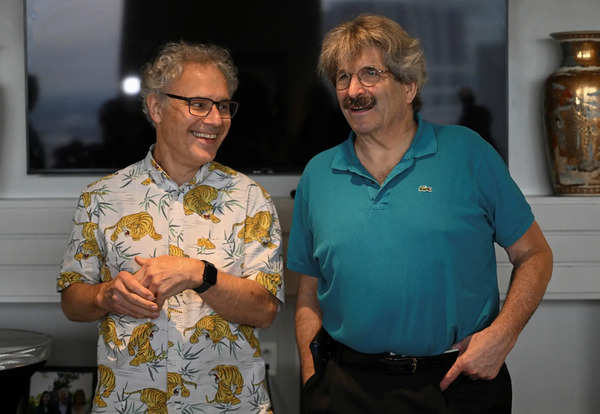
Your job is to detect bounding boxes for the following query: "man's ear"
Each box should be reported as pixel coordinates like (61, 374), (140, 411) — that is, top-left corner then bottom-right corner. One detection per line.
(147, 94), (163, 124)
(404, 82), (418, 104)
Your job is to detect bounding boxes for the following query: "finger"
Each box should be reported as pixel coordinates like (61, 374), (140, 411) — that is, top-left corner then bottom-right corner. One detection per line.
(115, 300), (160, 319)
(154, 295), (167, 311)
(440, 361), (462, 391)
(135, 256), (150, 266)
(122, 273), (156, 301)
(123, 289), (159, 311)
(452, 335), (472, 355)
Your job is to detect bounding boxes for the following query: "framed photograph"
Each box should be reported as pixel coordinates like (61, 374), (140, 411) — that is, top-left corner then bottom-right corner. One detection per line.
(28, 366), (96, 414)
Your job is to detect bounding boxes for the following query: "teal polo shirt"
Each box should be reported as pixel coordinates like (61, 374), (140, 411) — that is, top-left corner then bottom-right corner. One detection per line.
(287, 116), (533, 356)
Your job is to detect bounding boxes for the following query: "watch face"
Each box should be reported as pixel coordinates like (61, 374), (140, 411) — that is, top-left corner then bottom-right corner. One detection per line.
(194, 260), (217, 294)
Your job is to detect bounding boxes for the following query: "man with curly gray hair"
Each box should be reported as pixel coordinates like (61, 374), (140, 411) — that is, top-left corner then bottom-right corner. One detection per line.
(60, 41), (283, 413)
(289, 14), (552, 413)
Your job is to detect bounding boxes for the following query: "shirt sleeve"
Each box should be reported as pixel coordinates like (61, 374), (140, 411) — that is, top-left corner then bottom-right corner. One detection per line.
(477, 143), (534, 248)
(286, 171), (322, 279)
(57, 193), (105, 291)
(242, 183), (285, 304)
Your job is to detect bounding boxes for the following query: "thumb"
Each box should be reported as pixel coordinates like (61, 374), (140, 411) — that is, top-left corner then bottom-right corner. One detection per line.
(440, 360), (462, 391)
(135, 256), (150, 266)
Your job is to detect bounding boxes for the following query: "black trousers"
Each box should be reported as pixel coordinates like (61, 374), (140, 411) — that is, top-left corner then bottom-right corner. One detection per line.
(302, 346), (511, 414)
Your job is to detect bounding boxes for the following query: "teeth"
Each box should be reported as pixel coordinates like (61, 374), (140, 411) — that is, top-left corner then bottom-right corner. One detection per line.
(192, 131), (217, 139)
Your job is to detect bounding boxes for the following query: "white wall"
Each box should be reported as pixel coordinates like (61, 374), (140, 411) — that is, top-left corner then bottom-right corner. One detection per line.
(2, 0), (600, 413)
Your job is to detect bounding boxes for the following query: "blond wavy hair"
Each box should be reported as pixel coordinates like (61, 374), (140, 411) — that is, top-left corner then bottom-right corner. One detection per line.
(318, 14), (426, 112)
(141, 41), (238, 124)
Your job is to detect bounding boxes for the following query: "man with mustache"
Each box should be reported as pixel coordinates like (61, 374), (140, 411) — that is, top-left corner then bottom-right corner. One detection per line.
(288, 14), (552, 413)
(59, 41), (283, 413)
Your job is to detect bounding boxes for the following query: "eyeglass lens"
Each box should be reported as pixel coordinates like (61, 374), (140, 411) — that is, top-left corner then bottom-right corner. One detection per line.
(189, 98), (238, 118)
(336, 67), (383, 90)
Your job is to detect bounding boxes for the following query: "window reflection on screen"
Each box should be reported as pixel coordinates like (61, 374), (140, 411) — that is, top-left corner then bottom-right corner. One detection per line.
(26, 0), (507, 174)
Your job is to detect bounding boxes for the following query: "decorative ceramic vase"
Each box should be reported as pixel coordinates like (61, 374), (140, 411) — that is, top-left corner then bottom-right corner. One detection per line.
(544, 31), (600, 195)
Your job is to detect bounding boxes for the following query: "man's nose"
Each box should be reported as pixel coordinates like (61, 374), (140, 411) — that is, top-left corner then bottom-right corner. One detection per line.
(347, 74), (366, 96)
(203, 104), (223, 125)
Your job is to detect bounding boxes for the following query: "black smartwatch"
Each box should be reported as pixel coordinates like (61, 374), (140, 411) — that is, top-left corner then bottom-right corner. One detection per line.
(193, 260), (218, 294)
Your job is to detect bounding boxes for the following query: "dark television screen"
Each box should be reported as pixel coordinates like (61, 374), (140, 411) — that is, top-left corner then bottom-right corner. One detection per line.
(25, 0), (507, 174)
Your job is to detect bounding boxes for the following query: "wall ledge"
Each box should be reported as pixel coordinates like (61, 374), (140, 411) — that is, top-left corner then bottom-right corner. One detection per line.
(0, 196), (598, 302)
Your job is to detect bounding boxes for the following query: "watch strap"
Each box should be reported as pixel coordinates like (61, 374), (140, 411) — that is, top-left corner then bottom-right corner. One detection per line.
(193, 260), (217, 294)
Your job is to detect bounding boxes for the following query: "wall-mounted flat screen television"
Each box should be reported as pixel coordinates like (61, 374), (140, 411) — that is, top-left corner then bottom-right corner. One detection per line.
(26, 0), (507, 174)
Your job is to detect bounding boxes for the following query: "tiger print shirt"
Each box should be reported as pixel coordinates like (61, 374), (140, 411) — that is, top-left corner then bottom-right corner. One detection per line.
(59, 149), (284, 414)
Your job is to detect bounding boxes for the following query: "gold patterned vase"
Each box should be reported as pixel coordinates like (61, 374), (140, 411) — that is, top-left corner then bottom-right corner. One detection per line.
(544, 31), (600, 195)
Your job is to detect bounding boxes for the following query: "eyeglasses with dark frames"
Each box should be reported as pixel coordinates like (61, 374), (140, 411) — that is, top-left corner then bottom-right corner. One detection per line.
(335, 66), (392, 90)
(162, 93), (239, 119)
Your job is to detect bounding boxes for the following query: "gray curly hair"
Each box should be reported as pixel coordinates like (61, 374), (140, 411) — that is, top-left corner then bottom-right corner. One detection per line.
(141, 41), (239, 124)
(318, 14), (427, 112)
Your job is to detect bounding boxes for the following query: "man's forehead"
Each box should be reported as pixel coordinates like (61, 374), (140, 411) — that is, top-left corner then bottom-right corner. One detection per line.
(170, 62), (229, 98)
(337, 46), (384, 71)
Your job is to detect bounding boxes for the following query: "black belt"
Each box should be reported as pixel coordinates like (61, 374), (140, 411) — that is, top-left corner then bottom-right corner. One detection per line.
(332, 340), (458, 374)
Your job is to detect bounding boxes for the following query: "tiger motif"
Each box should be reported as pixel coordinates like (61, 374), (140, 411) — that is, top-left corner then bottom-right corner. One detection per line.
(74, 221), (102, 262)
(168, 244), (188, 257)
(209, 161), (238, 176)
(93, 364), (115, 408)
(183, 185), (220, 223)
(239, 325), (261, 357)
(183, 315), (238, 344)
(197, 238), (216, 250)
(74, 239), (102, 262)
(167, 372), (197, 398)
(57, 271), (83, 290)
(256, 271), (282, 296)
(167, 307), (182, 321)
(75, 221), (98, 240)
(105, 212), (162, 242)
(100, 316), (123, 348)
(80, 190), (106, 208)
(100, 264), (112, 282)
(232, 211), (276, 248)
(206, 365), (244, 405)
(125, 388), (168, 414)
(127, 322), (164, 366)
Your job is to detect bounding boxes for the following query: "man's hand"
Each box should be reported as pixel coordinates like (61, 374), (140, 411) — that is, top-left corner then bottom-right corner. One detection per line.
(439, 324), (516, 391)
(95, 269), (160, 319)
(135, 256), (202, 309)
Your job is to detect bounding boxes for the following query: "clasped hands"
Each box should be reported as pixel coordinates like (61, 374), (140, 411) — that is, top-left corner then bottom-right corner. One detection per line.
(96, 255), (204, 319)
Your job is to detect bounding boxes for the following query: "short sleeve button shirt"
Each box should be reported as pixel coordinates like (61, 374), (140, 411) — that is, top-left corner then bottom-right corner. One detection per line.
(59, 149), (284, 414)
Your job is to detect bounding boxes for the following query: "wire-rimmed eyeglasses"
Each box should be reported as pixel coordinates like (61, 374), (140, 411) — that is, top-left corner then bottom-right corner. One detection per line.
(335, 66), (392, 90)
(162, 93), (239, 119)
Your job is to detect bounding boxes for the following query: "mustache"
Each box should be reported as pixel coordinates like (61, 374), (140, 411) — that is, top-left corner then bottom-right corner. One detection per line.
(342, 94), (376, 110)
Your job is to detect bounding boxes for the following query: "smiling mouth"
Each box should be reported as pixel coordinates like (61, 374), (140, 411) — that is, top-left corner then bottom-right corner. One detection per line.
(191, 131), (218, 140)
(343, 94), (376, 112)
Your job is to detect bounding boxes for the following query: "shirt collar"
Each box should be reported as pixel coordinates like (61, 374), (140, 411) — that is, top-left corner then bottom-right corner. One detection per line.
(142, 145), (211, 190)
(331, 114), (437, 174)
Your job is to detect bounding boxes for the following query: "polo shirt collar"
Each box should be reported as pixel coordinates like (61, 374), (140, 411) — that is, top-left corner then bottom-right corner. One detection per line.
(331, 114), (438, 176)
